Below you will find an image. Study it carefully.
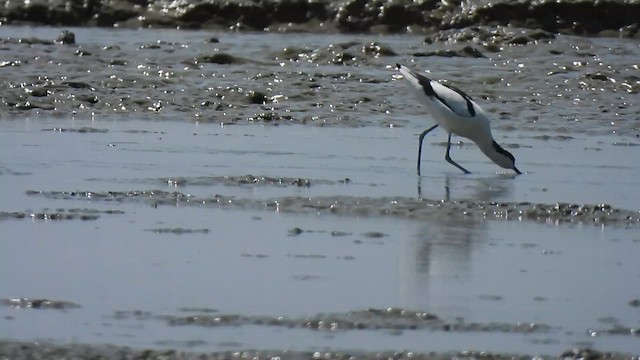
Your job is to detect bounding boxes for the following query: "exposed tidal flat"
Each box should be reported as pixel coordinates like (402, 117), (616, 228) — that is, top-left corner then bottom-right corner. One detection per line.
(0, 15), (639, 360)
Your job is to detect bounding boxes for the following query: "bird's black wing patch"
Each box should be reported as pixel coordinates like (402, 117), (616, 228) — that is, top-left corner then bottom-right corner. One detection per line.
(408, 69), (476, 117)
(398, 65), (477, 117)
(440, 83), (476, 117)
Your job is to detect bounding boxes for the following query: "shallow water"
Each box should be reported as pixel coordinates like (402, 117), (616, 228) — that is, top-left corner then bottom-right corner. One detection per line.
(2, 199), (640, 353)
(1, 26), (640, 356)
(1, 118), (640, 355)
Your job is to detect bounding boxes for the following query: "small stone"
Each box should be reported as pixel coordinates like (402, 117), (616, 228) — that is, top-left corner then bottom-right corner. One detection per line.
(55, 30), (75, 45)
(288, 227), (304, 236)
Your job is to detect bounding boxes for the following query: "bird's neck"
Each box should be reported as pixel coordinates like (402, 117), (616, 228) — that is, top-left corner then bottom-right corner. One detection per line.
(476, 138), (502, 164)
(472, 132), (494, 150)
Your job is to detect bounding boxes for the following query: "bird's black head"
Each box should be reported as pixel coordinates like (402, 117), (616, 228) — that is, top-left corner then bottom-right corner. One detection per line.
(492, 141), (522, 174)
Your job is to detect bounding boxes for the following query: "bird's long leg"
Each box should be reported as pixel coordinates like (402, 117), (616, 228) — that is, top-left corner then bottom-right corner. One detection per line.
(417, 124), (439, 176)
(445, 133), (472, 174)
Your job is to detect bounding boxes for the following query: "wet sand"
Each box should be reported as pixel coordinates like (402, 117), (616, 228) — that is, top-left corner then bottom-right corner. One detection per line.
(1, 25), (640, 359)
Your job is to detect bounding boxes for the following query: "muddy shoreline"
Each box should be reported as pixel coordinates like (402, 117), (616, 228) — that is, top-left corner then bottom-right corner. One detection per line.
(1, 27), (638, 136)
(0, 340), (637, 360)
(1, 0), (639, 37)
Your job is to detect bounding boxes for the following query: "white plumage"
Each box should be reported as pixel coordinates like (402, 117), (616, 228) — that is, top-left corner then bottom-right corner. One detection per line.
(396, 64), (521, 175)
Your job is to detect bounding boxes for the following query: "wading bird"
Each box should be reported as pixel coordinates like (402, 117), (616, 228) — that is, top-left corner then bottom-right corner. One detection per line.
(396, 64), (521, 175)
